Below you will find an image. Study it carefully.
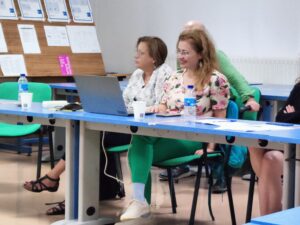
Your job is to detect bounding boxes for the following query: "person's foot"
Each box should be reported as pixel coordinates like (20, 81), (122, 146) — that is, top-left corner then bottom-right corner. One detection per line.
(159, 166), (195, 181)
(120, 200), (150, 221)
(211, 178), (227, 194)
(45, 200), (65, 215)
(23, 174), (60, 193)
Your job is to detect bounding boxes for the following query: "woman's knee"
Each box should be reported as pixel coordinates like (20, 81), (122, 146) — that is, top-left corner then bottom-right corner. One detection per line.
(263, 151), (283, 169)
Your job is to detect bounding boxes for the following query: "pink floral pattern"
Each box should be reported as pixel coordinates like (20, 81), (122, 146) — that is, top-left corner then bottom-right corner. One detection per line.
(161, 70), (229, 115)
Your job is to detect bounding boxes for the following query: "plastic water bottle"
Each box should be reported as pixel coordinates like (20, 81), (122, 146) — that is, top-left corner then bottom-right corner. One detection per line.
(184, 85), (196, 118)
(18, 73), (28, 101)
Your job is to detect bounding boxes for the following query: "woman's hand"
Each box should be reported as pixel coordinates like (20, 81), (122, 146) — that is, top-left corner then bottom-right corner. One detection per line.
(148, 104), (168, 114)
(284, 104), (295, 114)
(194, 148), (214, 155)
(147, 105), (160, 113)
(245, 97), (260, 112)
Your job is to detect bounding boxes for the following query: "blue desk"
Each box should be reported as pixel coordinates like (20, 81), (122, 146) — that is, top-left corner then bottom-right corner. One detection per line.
(1, 103), (300, 225)
(252, 84), (293, 121)
(252, 84), (293, 102)
(248, 207), (300, 225)
(52, 109), (300, 223)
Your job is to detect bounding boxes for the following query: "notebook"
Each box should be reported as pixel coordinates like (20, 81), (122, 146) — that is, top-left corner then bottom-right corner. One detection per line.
(74, 75), (150, 116)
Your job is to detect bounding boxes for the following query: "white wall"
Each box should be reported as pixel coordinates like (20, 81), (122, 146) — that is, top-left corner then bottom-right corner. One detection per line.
(91, 0), (300, 77)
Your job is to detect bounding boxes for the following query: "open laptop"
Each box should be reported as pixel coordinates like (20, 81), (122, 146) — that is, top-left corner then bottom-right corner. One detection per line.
(74, 75), (135, 116)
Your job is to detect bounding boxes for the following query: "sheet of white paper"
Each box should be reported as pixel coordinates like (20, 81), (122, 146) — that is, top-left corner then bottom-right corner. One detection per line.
(0, 54), (27, 76)
(195, 118), (297, 132)
(0, 0), (18, 20)
(44, 0), (70, 22)
(0, 23), (8, 52)
(18, 24), (41, 54)
(67, 25), (101, 53)
(69, 0), (93, 23)
(18, 0), (44, 21)
(44, 26), (69, 46)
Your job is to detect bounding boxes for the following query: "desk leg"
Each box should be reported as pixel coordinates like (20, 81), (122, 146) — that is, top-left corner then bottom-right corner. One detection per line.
(78, 122), (114, 224)
(294, 144), (300, 206)
(283, 144), (295, 209)
(51, 120), (79, 225)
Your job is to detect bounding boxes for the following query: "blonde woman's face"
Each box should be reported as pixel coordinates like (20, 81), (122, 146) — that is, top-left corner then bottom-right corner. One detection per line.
(177, 40), (202, 70)
(135, 42), (155, 70)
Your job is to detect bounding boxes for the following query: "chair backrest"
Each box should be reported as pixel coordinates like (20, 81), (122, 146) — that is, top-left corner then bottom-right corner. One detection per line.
(226, 100), (239, 119)
(230, 86), (261, 121)
(0, 82), (52, 102)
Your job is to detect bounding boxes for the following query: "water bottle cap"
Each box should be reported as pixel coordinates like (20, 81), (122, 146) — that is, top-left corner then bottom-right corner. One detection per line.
(187, 85), (194, 89)
(20, 73), (26, 77)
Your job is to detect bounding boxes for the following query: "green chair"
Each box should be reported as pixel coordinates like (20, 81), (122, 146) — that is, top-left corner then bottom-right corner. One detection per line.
(153, 100), (239, 225)
(0, 82), (54, 179)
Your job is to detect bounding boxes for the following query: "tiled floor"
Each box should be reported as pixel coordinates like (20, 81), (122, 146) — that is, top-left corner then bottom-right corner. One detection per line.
(0, 149), (260, 225)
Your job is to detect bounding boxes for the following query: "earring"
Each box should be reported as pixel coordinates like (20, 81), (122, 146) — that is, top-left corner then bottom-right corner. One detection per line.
(199, 61), (203, 68)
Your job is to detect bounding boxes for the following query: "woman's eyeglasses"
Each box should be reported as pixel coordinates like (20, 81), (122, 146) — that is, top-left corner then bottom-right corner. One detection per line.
(176, 50), (190, 56)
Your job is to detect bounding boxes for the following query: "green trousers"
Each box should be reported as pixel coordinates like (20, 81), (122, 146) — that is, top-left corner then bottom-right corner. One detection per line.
(128, 135), (202, 204)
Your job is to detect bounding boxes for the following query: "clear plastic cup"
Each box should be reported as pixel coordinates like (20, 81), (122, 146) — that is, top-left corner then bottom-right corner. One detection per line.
(132, 101), (146, 120)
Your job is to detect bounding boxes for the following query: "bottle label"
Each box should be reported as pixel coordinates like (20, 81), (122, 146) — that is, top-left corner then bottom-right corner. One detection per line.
(19, 83), (28, 92)
(184, 97), (196, 106)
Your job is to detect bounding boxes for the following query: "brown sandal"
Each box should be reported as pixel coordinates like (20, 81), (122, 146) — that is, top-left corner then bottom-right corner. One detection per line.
(23, 175), (59, 193)
(45, 200), (65, 216)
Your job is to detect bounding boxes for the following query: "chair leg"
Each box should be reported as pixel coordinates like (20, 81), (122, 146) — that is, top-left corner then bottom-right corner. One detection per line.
(207, 169), (215, 221)
(205, 163), (210, 177)
(167, 168), (177, 213)
(36, 128), (44, 179)
(114, 152), (125, 198)
(245, 169), (256, 223)
(189, 161), (203, 225)
(225, 172), (236, 225)
(48, 126), (55, 169)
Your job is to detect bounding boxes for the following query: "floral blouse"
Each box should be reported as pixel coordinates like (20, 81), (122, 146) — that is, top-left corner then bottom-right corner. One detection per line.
(161, 70), (230, 116)
(123, 63), (172, 110)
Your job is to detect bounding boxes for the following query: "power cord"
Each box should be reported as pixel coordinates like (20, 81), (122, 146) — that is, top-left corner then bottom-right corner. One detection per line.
(101, 131), (132, 184)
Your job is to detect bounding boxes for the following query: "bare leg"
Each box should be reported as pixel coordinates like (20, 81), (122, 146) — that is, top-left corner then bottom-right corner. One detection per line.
(24, 159), (65, 191)
(257, 151), (283, 215)
(47, 159), (66, 179)
(248, 147), (265, 177)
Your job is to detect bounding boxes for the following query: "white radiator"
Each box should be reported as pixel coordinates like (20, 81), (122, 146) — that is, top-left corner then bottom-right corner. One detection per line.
(166, 55), (300, 85)
(228, 57), (300, 85)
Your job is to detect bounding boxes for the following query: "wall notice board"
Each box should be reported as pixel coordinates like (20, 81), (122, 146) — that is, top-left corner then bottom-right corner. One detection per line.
(0, 0), (105, 81)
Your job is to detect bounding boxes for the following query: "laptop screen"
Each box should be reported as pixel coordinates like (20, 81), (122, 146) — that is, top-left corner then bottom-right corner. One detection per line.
(74, 75), (129, 116)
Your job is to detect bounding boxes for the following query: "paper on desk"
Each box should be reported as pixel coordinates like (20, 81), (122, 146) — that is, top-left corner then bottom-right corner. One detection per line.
(196, 118), (296, 132)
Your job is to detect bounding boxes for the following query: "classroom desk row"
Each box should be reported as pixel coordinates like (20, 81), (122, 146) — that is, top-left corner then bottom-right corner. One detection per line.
(50, 83), (293, 121)
(251, 84), (293, 121)
(0, 100), (299, 225)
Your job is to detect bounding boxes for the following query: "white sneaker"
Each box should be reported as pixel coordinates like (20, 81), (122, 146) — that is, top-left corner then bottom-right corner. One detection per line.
(120, 199), (150, 221)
